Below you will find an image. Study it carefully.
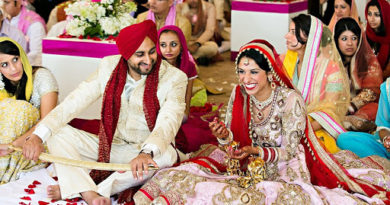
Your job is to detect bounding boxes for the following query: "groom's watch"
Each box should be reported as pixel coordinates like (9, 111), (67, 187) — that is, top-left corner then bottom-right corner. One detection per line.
(139, 149), (154, 158)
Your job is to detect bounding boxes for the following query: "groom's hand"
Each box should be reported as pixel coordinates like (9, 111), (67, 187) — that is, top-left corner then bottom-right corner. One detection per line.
(23, 134), (44, 161)
(128, 153), (158, 180)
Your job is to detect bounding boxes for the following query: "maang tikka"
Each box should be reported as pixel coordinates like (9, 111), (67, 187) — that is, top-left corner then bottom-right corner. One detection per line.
(243, 58), (249, 66)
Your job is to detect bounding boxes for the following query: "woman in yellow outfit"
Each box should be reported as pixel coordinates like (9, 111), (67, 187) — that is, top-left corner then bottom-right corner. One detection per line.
(281, 14), (350, 153)
(0, 37), (58, 184)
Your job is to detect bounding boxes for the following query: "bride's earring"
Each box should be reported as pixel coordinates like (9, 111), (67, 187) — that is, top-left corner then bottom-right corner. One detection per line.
(268, 75), (276, 89)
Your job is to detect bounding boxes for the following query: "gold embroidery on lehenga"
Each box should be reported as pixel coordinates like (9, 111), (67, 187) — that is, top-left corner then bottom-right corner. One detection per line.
(299, 162), (309, 183)
(357, 170), (390, 191)
(212, 184), (266, 205)
(152, 169), (207, 203)
(265, 162), (279, 180)
(286, 167), (298, 182)
(274, 184), (310, 205)
(140, 181), (161, 200)
(190, 144), (221, 159)
(362, 155), (390, 174)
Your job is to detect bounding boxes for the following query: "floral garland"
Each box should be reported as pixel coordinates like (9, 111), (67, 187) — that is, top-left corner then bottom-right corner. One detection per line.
(64, 0), (137, 40)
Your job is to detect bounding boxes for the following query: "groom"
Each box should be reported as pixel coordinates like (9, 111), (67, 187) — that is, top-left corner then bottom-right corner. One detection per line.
(23, 20), (187, 204)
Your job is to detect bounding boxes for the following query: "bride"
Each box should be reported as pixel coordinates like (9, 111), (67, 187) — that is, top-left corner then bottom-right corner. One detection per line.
(133, 39), (389, 204)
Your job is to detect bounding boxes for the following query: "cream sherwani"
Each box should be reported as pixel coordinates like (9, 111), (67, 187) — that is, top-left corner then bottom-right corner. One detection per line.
(34, 55), (188, 199)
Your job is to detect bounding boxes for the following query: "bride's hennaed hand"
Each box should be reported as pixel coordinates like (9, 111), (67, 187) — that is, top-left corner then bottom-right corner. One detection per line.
(241, 146), (258, 155)
(209, 117), (229, 139)
(228, 148), (249, 160)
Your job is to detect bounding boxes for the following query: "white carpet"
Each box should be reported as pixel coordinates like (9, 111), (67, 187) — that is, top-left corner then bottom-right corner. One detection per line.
(0, 166), (118, 205)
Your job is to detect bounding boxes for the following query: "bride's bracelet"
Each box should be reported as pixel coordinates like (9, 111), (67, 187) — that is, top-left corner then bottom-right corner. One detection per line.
(217, 130), (233, 145)
(257, 147), (278, 163)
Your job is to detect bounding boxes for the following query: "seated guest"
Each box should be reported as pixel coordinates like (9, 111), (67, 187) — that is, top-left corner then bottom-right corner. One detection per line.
(0, 37), (58, 184)
(208, 0), (231, 54)
(158, 25), (197, 116)
(328, 0), (358, 32)
(158, 25), (218, 153)
(281, 14), (350, 153)
(1, 0), (46, 66)
(22, 20), (187, 205)
(338, 77), (390, 159)
(133, 39), (390, 204)
(177, 0), (219, 65)
(334, 17), (383, 132)
(136, 0), (192, 42)
(365, 0), (390, 79)
(0, 8), (27, 51)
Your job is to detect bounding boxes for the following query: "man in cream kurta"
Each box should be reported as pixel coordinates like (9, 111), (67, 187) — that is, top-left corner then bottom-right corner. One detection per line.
(23, 20), (187, 204)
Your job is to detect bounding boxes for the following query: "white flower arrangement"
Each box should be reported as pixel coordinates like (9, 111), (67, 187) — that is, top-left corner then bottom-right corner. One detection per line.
(65, 0), (137, 39)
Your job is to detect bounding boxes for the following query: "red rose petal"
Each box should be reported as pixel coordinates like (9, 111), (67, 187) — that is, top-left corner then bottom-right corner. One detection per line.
(32, 180), (41, 185)
(52, 176), (58, 181)
(50, 199), (57, 203)
(38, 201), (50, 205)
(19, 202), (27, 205)
(24, 189), (35, 194)
(28, 184), (36, 188)
(20, 196), (31, 200)
(65, 197), (81, 202)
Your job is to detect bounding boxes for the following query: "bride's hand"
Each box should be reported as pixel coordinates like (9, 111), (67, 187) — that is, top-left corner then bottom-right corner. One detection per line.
(227, 148), (248, 160)
(209, 117), (229, 140)
(0, 144), (13, 157)
(227, 146), (256, 160)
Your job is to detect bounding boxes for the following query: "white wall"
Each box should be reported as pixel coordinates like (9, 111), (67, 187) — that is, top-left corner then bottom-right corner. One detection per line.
(355, 0), (369, 24)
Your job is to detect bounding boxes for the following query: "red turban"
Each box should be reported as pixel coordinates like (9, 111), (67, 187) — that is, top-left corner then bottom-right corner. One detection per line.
(116, 20), (158, 60)
(90, 20), (162, 184)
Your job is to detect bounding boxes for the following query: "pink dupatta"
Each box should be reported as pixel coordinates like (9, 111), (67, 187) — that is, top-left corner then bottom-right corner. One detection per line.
(18, 6), (47, 35)
(157, 25), (197, 79)
(147, 5), (176, 26)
